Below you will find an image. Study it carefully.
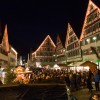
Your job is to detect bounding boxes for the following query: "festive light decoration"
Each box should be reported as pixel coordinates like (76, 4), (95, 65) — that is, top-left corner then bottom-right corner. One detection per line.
(66, 23), (79, 47)
(15, 66), (25, 73)
(11, 47), (18, 55)
(32, 35), (56, 56)
(53, 64), (61, 70)
(80, 0), (100, 41)
(2, 24), (10, 52)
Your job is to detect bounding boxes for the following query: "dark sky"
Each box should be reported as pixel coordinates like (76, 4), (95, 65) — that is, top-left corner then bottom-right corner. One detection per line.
(0, 0), (99, 59)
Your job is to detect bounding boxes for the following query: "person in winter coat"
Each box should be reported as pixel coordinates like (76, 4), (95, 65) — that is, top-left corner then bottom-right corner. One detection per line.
(86, 75), (93, 92)
(86, 70), (93, 92)
(94, 73), (100, 91)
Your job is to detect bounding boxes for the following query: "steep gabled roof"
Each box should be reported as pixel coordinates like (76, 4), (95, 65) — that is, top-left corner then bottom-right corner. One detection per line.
(80, 0), (100, 40)
(32, 35), (56, 55)
(10, 45), (18, 54)
(57, 32), (67, 48)
(56, 34), (64, 51)
(66, 23), (79, 47)
(1, 24), (10, 52)
(56, 34), (61, 45)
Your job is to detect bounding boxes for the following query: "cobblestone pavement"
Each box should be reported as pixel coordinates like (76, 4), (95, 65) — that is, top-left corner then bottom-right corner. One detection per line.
(71, 86), (100, 100)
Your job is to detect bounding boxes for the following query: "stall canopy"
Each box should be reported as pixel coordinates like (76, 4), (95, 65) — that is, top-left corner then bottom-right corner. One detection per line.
(57, 64), (68, 67)
(80, 61), (97, 71)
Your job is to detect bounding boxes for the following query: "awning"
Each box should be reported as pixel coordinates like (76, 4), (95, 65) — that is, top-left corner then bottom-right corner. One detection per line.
(57, 64), (67, 67)
(80, 61), (97, 71)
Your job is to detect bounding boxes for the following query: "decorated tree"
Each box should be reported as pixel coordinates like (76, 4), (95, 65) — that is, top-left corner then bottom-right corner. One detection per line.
(5, 62), (16, 84)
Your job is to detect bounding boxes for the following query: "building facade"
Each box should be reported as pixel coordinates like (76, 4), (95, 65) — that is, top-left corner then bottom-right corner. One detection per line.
(31, 35), (56, 67)
(0, 24), (17, 68)
(55, 33), (66, 65)
(0, 25), (10, 68)
(8, 46), (18, 67)
(65, 23), (82, 66)
(80, 0), (100, 68)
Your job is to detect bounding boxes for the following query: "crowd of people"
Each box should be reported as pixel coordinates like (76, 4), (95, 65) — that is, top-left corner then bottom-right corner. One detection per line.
(14, 67), (100, 92)
(0, 66), (100, 100)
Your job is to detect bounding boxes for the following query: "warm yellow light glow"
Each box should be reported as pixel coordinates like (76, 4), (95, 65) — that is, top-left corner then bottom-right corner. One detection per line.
(11, 47), (18, 54)
(53, 64), (61, 70)
(66, 23), (79, 48)
(65, 23), (70, 48)
(32, 35), (56, 55)
(80, 0), (100, 41)
(2, 24), (10, 52)
(15, 66), (25, 73)
(93, 36), (97, 41)
(86, 38), (90, 43)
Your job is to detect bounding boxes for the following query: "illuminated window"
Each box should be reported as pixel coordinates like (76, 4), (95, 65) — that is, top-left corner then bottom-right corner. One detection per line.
(86, 38), (90, 43)
(93, 36), (97, 41)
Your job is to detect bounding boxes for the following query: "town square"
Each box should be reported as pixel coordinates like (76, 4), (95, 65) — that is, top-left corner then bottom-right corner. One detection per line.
(0, 0), (100, 100)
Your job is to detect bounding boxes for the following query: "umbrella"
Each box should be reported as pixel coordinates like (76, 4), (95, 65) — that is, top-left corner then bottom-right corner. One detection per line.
(80, 61), (97, 71)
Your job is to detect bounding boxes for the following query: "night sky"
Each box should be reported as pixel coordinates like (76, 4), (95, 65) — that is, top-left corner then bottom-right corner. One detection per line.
(0, 0), (99, 59)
